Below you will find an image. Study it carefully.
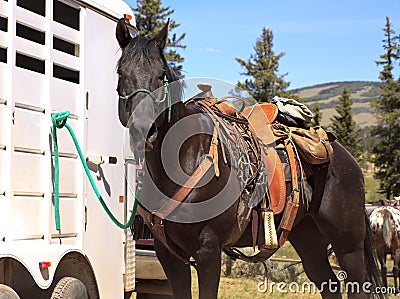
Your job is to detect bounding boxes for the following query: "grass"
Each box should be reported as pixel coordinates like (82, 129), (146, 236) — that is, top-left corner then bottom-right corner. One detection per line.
(364, 168), (381, 203)
(132, 243), (398, 298)
(192, 269), (321, 299)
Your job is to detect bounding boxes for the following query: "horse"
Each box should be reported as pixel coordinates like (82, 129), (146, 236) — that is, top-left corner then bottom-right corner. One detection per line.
(369, 206), (400, 292)
(115, 18), (384, 299)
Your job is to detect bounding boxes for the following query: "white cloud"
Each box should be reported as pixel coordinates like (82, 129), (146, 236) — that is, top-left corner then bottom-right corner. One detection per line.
(195, 48), (222, 53)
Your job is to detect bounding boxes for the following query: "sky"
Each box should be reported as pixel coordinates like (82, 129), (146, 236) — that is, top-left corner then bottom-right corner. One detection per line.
(123, 0), (400, 89)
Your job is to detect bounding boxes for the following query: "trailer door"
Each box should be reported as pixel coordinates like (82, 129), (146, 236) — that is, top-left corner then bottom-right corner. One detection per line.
(82, 7), (127, 298)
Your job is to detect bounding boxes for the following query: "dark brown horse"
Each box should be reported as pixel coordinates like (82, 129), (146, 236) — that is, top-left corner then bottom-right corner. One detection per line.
(115, 19), (384, 299)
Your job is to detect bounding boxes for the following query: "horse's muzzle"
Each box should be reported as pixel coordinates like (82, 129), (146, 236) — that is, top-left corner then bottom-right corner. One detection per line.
(129, 122), (158, 153)
(145, 124), (158, 151)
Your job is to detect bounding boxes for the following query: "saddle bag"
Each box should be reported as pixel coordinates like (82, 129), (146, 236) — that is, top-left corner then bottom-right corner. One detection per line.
(290, 126), (334, 165)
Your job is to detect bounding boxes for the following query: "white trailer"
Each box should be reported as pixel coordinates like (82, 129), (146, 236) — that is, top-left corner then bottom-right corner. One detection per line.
(0, 0), (167, 298)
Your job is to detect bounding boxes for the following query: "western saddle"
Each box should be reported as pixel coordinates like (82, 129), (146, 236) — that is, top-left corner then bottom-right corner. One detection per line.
(137, 84), (334, 265)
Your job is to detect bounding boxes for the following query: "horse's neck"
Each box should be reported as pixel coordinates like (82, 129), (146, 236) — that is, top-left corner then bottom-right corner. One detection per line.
(145, 100), (187, 182)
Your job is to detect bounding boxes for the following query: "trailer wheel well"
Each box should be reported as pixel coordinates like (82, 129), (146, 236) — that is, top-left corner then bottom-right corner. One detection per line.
(0, 257), (38, 298)
(1, 252), (99, 299)
(52, 252), (99, 299)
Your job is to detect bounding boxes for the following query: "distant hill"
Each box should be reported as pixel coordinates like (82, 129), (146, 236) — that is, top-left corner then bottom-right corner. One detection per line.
(291, 81), (381, 131)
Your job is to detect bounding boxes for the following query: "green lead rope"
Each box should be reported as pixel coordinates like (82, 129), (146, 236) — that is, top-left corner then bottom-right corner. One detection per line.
(51, 111), (139, 231)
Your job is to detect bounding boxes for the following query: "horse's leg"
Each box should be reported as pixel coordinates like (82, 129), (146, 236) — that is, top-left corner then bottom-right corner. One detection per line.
(289, 216), (342, 299)
(378, 251), (388, 288)
(334, 243), (369, 299)
(312, 143), (372, 299)
(154, 238), (192, 299)
(315, 210), (368, 299)
(394, 249), (400, 292)
(192, 225), (221, 299)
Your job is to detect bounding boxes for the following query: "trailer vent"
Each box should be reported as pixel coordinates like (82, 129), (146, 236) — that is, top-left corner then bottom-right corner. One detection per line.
(53, 64), (79, 84)
(17, 0), (45, 17)
(53, 36), (79, 57)
(54, 1), (80, 31)
(16, 52), (45, 74)
(16, 23), (45, 45)
(0, 16), (7, 32)
(0, 47), (6, 63)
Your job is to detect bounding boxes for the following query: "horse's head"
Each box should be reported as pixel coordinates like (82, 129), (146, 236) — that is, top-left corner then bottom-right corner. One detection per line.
(116, 18), (171, 152)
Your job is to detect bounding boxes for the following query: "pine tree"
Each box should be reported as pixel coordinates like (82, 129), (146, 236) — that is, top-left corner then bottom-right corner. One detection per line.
(371, 17), (400, 199)
(236, 27), (295, 102)
(310, 101), (322, 127)
(376, 17), (399, 84)
(329, 86), (362, 160)
(133, 0), (186, 75)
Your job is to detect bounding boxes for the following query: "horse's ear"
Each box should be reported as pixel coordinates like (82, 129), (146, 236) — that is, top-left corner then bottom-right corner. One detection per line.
(152, 19), (170, 50)
(116, 18), (131, 48)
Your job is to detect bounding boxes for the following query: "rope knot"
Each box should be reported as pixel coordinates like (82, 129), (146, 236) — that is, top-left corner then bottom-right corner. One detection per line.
(52, 111), (70, 129)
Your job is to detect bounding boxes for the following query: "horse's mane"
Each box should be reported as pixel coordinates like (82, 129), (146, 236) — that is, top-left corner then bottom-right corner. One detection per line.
(117, 35), (179, 83)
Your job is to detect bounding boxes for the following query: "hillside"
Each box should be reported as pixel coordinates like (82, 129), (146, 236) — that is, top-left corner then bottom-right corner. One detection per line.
(291, 81), (380, 130)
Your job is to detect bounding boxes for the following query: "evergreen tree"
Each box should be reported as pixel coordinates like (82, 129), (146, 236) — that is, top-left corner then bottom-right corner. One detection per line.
(310, 101), (322, 127)
(236, 27), (295, 102)
(376, 17), (399, 84)
(133, 0), (186, 75)
(371, 17), (400, 199)
(329, 86), (362, 160)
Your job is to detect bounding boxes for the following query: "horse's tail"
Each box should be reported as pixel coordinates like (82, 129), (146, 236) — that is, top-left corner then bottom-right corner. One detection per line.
(364, 212), (387, 299)
(382, 211), (393, 250)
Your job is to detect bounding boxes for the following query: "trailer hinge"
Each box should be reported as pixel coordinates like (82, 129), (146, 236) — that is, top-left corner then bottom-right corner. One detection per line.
(84, 205), (88, 231)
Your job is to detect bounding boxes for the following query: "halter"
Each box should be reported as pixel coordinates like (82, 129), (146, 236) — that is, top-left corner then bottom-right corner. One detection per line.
(119, 74), (172, 122)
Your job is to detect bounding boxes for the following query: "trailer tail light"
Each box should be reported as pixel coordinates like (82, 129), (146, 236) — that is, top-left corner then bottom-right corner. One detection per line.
(119, 195), (124, 203)
(39, 261), (51, 269)
(124, 14), (132, 21)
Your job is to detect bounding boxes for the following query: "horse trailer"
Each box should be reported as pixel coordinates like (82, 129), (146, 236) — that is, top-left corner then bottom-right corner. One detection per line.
(0, 0), (167, 298)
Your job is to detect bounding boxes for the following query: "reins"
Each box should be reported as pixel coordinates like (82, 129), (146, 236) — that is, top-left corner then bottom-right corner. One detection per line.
(119, 74), (172, 122)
